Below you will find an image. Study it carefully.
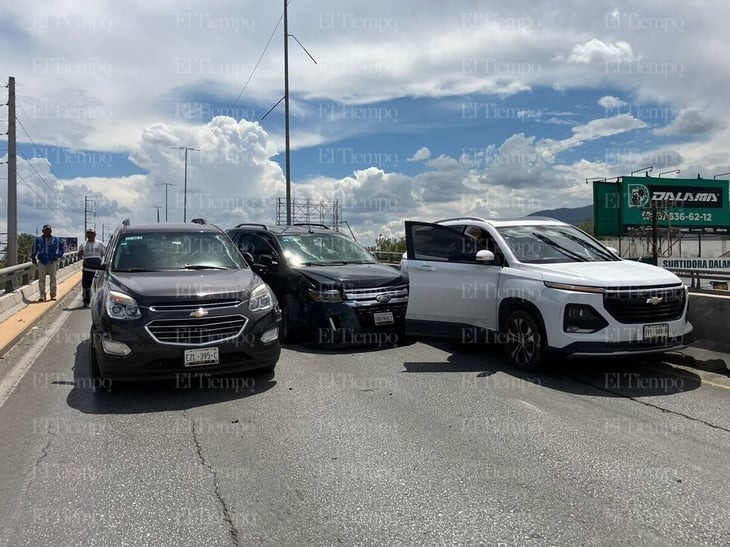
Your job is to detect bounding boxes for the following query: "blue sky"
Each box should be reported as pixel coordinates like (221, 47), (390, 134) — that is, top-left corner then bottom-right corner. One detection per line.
(0, 1), (728, 243)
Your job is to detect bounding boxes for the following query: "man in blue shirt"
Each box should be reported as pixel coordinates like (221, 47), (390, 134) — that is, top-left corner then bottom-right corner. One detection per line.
(31, 224), (66, 301)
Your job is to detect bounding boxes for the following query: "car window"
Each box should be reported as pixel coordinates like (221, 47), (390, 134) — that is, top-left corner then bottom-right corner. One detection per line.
(497, 225), (618, 263)
(277, 233), (376, 265)
(112, 232), (247, 271)
(407, 223), (486, 262)
(235, 233), (277, 259)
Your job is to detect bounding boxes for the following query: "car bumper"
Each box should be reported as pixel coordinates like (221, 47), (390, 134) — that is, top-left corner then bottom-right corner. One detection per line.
(307, 301), (407, 345)
(554, 331), (695, 359)
(92, 315), (281, 381)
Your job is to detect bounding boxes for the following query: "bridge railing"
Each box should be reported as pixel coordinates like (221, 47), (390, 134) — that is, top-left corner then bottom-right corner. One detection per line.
(0, 253), (81, 293)
(666, 268), (730, 291)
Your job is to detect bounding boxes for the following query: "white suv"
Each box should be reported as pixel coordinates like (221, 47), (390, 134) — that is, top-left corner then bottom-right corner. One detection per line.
(404, 217), (694, 370)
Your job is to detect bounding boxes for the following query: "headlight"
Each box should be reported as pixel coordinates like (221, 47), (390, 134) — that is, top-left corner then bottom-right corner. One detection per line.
(105, 290), (141, 320)
(249, 283), (274, 312)
(308, 288), (343, 302)
(544, 281), (605, 294)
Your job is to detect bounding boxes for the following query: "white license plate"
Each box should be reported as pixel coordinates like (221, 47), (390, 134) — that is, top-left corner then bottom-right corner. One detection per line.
(373, 311), (394, 325)
(184, 347), (219, 367)
(643, 323), (668, 341)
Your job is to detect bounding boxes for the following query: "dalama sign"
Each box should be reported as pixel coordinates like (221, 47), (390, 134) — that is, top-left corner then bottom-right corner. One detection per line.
(659, 257), (730, 271)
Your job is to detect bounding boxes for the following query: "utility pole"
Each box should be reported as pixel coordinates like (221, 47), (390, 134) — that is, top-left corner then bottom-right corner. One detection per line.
(7, 77), (17, 266)
(172, 146), (199, 222)
(159, 182), (174, 222)
(284, 0), (292, 225)
(153, 206), (162, 223)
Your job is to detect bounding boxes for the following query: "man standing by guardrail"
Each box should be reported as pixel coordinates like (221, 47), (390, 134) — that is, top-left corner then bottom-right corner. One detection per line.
(31, 225), (65, 302)
(77, 228), (105, 308)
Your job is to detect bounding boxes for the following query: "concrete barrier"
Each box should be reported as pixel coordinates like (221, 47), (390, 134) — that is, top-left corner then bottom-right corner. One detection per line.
(687, 291), (730, 354)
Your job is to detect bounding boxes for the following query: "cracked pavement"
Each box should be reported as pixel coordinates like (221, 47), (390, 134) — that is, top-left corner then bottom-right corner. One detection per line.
(0, 296), (728, 546)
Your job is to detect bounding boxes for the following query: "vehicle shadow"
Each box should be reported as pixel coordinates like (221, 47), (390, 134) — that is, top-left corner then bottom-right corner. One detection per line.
(66, 341), (276, 415)
(285, 336), (416, 355)
(404, 339), (702, 397)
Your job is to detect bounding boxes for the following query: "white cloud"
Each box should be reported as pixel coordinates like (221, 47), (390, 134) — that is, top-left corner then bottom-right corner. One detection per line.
(407, 147), (431, 162)
(598, 96), (626, 109)
(562, 39), (636, 65)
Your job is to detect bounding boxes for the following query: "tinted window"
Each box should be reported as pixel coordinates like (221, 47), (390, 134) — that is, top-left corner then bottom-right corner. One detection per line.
(408, 223), (486, 262)
(235, 234), (277, 259)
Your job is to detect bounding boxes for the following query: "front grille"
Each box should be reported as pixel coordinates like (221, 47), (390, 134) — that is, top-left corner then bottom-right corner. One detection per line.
(149, 299), (241, 312)
(353, 303), (407, 328)
(603, 286), (685, 323)
(146, 315), (248, 345)
(344, 284), (408, 306)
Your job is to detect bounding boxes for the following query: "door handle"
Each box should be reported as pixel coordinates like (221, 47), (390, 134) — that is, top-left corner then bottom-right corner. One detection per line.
(416, 263), (436, 271)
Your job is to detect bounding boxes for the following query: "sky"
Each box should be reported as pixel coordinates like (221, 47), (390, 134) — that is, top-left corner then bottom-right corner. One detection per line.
(1, 0), (729, 245)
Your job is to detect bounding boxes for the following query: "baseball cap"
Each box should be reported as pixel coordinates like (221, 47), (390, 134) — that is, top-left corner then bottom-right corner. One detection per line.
(86, 228), (95, 234)
(42, 224), (52, 231)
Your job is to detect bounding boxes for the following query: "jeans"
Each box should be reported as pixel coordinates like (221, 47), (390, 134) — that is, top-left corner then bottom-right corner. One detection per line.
(82, 270), (96, 305)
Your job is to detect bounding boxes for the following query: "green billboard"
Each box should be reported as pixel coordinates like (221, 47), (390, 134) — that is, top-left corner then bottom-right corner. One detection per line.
(594, 176), (730, 236)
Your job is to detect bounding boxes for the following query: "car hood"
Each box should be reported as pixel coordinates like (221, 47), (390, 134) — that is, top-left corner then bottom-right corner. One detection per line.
(519, 260), (682, 287)
(296, 263), (405, 288)
(109, 269), (258, 304)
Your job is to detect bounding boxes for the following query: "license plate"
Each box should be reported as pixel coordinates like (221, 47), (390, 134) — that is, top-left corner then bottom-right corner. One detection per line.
(373, 311), (394, 325)
(643, 323), (668, 341)
(184, 347), (219, 367)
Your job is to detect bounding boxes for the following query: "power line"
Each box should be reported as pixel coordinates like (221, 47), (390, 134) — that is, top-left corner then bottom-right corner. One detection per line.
(15, 109), (84, 202)
(17, 172), (62, 217)
(196, 9), (285, 149)
(16, 147), (84, 215)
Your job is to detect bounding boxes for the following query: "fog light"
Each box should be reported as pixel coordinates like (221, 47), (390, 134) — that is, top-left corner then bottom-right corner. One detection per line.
(260, 327), (279, 344)
(563, 304), (608, 334)
(102, 339), (132, 356)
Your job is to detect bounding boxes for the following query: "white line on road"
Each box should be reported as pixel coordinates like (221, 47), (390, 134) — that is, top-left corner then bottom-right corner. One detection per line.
(0, 300), (79, 410)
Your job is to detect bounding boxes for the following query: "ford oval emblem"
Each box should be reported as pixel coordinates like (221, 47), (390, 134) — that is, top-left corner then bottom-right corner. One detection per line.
(376, 294), (392, 303)
(190, 308), (208, 318)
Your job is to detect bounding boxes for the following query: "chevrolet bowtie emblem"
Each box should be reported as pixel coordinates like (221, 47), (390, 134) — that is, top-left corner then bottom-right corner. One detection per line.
(190, 308), (208, 318)
(646, 296), (663, 305)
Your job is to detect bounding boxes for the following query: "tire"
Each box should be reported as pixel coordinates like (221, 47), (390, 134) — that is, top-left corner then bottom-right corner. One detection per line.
(280, 295), (302, 343)
(88, 329), (107, 392)
(503, 309), (545, 371)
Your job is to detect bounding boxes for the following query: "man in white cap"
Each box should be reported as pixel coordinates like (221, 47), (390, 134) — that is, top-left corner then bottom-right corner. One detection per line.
(77, 228), (106, 308)
(31, 224), (66, 301)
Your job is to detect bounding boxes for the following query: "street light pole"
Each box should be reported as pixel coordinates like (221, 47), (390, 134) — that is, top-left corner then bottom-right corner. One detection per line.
(172, 146), (199, 222)
(159, 182), (174, 222)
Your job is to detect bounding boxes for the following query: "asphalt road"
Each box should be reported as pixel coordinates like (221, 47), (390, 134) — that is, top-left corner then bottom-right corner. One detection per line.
(0, 292), (728, 546)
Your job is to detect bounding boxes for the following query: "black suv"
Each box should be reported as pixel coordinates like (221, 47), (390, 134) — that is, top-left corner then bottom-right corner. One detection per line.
(87, 222), (281, 384)
(226, 224), (408, 345)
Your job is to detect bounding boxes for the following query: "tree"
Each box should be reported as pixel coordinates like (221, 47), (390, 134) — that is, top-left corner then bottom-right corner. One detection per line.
(577, 218), (594, 236)
(369, 234), (406, 253)
(0, 233), (36, 267)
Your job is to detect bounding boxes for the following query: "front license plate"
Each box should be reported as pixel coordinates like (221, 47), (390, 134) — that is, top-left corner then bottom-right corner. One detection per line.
(184, 347), (219, 367)
(373, 311), (394, 325)
(643, 323), (668, 341)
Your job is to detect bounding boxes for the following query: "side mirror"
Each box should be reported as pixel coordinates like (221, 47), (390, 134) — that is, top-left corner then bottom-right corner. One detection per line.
(606, 246), (619, 255)
(475, 250), (496, 264)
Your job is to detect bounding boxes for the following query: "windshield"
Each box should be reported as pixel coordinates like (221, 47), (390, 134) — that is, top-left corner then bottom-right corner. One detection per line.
(277, 233), (376, 266)
(112, 232), (247, 271)
(497, 225), (618, 264)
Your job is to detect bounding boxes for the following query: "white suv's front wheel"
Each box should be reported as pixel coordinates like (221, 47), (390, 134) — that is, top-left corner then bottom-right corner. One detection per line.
(504, 309), (545, 371)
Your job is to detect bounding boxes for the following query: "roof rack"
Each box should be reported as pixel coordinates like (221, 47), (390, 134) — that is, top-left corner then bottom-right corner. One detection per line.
(435, 216), (488, 224)
(122, 219), (131, 226)
(235, 223), (269, 230)
(191, 218), (207, 224)
(292, 223), (331, 230)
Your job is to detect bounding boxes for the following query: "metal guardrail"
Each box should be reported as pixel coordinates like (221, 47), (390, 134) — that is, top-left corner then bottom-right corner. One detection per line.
(0, 253), (80, 293)
(370, 251), (404, 266)
(666, 268), (730, 291)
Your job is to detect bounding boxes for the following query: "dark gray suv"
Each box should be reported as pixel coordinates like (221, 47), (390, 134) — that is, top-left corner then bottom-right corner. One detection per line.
(87, 222), (281, 386)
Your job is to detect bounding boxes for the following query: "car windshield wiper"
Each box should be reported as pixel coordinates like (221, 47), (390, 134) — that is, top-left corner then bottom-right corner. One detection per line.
(114, 268), (157, 272)
(532, 233), (589, 262)
(181, 264), (229, 270)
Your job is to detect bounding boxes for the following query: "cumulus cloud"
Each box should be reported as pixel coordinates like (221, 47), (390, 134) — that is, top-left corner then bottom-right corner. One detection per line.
(598, 96), (626, 110)
(561, 39), (636, 65)
(407, 147), (431, 162)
